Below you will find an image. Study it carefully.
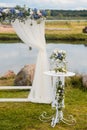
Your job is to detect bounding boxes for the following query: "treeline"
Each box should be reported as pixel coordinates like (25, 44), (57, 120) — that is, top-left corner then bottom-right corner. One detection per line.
(46, 10), (87, 20)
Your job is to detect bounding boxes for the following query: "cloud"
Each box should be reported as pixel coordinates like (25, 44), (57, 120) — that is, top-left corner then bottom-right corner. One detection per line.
(75, 7), (87, 10)
(24, 0), (87, 9)
(0, 2), (17, 7)
(0, 0), (87, 10)
(0, 2), (16, 7)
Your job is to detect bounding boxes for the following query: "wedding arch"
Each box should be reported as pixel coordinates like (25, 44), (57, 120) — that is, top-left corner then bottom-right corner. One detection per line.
(0, 7), (52, 103)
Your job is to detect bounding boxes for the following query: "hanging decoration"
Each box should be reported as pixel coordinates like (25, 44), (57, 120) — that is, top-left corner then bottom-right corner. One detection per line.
(0, 5), (47, 24)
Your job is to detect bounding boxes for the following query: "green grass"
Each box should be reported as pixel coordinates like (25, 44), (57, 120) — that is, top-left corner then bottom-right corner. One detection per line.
(0, 33), (19, 39)
(0, 79), (87, 130)
(45, 21), (87, 42)
(46, 33), (87, 41)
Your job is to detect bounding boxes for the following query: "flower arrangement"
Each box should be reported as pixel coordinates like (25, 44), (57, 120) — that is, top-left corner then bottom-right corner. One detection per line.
(0, 5), (46, 24)
(50, 49), (67, 73)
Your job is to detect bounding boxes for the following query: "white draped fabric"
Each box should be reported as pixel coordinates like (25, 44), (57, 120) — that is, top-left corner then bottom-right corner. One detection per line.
(12, 19), (52, 103)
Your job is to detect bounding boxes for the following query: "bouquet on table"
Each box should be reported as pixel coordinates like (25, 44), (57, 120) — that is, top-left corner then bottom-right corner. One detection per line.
(50, 49), (67, 73)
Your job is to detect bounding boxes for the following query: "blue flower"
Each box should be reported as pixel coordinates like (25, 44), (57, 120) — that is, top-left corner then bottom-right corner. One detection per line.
(57, 53), (62, 59)
(33, 8), (37, 14)
(0, 8), (3, 13)
(33, 14), (40, 19)
(41, 10), (47, 16)
(10, 8), (15, 14)
(18, 11), (24, 17)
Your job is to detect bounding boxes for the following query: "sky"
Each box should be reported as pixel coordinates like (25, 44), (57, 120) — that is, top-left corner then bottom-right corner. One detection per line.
(0, 0), (87, 10)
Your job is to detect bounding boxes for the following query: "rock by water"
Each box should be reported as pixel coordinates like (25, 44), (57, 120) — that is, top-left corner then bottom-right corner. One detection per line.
(14, 64), (35, 86)
(2, 70), (16, 79)
(82, 75), (87, 90)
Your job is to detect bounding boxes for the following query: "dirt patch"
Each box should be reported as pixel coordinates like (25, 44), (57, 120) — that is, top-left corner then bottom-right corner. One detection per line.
(0, 25), (15, 33)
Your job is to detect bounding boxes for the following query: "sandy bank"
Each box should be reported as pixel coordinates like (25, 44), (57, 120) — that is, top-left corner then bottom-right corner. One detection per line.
(0, 25), (15, 33)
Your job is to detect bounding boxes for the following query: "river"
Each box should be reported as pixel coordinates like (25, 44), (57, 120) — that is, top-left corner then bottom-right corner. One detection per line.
(0, 43), (87, 76)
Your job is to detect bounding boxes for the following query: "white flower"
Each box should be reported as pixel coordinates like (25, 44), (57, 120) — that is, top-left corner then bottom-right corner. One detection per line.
(59, 50), (62, 53)
(30, 9), (33, 15)
(15, 10), (20, 14)
(56, 59), (59, 62)
(53, 49), (58, 54)
(37, 10), (40, 14)
(2, 9), (10, 14)
(63, 50), (66, 54)
(37, 10), (42, 16)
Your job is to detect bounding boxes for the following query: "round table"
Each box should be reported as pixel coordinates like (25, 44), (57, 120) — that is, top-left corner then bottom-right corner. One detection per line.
(44, 71), (75, 77)
(43, 71), (76, 127)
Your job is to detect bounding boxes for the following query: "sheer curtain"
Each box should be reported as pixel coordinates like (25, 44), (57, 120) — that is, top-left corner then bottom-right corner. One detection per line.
(12, 19), (52, 103)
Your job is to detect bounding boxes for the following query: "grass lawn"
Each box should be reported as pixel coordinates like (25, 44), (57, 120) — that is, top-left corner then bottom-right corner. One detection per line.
(46, 21), (87, 34)
(0, 80), (87, 130)
(45, 21), (87, 42)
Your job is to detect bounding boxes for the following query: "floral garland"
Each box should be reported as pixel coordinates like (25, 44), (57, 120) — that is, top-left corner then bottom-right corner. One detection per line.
(50, 49), (67, 73)
(0, 5), (46, 24)
(52, 79), (65, 110)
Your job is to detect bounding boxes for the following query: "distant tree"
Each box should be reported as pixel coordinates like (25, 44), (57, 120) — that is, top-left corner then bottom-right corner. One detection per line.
(58, 13), (63, 19)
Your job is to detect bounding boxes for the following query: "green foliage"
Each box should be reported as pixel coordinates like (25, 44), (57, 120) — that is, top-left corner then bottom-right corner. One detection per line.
(0, 77), (15, 86)
(65, 75), (83, 90)
(70, 75), (83, 88)
(46, 33), (87, 41)
(48, 10), (87, 20)
(0, 33), (21, 41)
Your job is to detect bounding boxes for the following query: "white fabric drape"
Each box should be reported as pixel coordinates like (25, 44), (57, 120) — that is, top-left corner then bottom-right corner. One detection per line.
(12, 19), (52, 103)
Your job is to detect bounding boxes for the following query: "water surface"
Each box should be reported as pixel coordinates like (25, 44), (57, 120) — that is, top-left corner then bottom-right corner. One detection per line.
(0, 43), (87, 76)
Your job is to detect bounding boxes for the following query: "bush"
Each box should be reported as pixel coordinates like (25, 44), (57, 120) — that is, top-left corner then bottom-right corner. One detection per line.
(65, 75), (83, 89)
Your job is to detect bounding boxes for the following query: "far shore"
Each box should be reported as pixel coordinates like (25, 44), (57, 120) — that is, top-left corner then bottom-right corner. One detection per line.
(0, 20), (87, 43)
